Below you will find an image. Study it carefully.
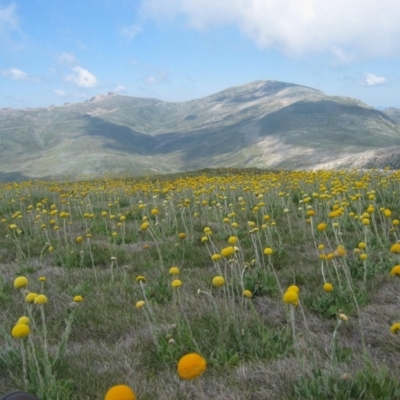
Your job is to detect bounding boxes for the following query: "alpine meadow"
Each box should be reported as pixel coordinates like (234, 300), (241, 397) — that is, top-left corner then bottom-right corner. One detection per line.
(2, 167), (400, 399)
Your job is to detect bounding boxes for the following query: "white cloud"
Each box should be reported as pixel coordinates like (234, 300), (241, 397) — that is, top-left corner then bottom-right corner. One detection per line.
(364, 73), (386, 86)
(121, 25), (142, 40)
(54, 89), (67, 97)
(145, 76), (157, 84)
(58, 52), (78, 66)
(65, 66), (98, 88)
(0, 4), (19, 34)
(141, 0), (400, 57)
(114, 84), (126, 93)
(1, 68), (28, 80)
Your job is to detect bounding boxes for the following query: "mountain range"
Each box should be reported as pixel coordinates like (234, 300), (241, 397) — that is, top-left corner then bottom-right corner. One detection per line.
(1, 80), (400, 181)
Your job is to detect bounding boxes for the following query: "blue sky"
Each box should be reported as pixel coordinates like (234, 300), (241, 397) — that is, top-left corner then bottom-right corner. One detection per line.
(1, 0), (400, 109)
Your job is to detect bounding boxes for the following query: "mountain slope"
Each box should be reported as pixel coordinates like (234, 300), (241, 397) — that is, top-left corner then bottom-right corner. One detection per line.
(1, 80), (400, 180)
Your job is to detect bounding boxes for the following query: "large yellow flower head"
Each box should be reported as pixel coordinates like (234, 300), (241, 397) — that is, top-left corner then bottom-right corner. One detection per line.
(283, 290), (299, 306)
(14, 276), (28, 289)
(34, 294), (48, 305)
(228, 236), (238, 245)
(390, 243), (400, 254)
(11, 323), (30, 338)
(317, 223), (327, 232)
(171, 279), (182, 288)
(104, 384), (136, 400)
(390, 323), (400, 335)
(169, 266), (180, 275)
(242, 290), (253, 298)
(25, 292), (38, 303)
(177, 353), (207, 380)
(17, 316), (30, 325)
(220, 246), (234, 258)
(323, 283), (333, 292)
(264, 247), (273, 255)
(212, 276), (225, 288)
(390, 265), (400, 276)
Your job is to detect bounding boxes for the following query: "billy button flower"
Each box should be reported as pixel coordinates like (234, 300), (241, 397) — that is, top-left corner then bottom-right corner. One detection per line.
(177, 353), (207, 380)
(14, 276), (28, 289)
(242, 290), (253, 298)
(264, 247), (273, 255)
(11, 323), (30, 338)
(136, 275), (146, 283)
(283, 290), (299, 306)
(323, 283), (333, 292)
(34, 294), (48, 304)
(212, 276), (225, 288)
(317, 223), (327, 232)
(17, 316), (30, 325)
(390, 243), (400, 254)
(390, 323), (400, 335)
(227, 236), (238, 245)
(135, 300), (145, 309)
(390, 265), (400, 276)
(178, 232), (187, 240)
(104, 384), (136, 400)
(220, 246), (235, 258)
(169, 266), (180, 275)
(73, 295), (83, 303)
(171, 279), (183, 288)
(25, 292), (38, 303)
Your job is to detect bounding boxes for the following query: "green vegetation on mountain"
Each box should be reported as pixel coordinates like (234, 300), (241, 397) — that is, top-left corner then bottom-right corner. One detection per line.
(1, 80), (400, 180)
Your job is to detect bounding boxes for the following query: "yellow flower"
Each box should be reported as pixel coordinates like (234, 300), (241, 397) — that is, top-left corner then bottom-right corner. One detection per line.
(169, 267), (180, 275)
(34, 294), (48, 304)
(228, 236), (238, 245)
(76, 236), (83, 244)
(263, 247), (273, 255)
(212, 276), (225, 288)
(171, 279), (182, 288)
(211, 254), (221, 261)
(135, 300), (145, 309)
(38, 276), (46, 282)
(390, 243), (400, 254)
(177, 353), (207, 380)
(73, 295), (83, 303)
(177, 232), (187, 240)
(104, 384), (136, 400)
(390, 322), (400, 335)
(220, 246), (234, 258)
(334, 246), (347, 257)
(136, 276), (146, 283)
(140, 222), (150, 231)
(283, 290), (298, 305)
(242, 290), (253, 298)
(323, 283), (333, 292)
(17, 316), (30, 325)
(14, 276), (28, 289)
(11, 323), (30, 338)
(361, 218), (370, 225)
(390, 265), (400, 276)
(287, 285), (300, 293)
(338, 313), (348, 322)
(25, 292), (38, 303)
(317, 223), (327, 231)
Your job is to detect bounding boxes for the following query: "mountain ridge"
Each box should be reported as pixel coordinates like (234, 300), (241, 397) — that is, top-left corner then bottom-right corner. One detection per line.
(1, 79), (400, 181)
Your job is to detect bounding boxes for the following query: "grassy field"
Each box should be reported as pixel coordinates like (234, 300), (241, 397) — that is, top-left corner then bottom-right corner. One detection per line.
(1, 167), (400, 399)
